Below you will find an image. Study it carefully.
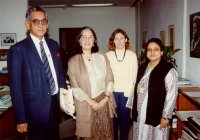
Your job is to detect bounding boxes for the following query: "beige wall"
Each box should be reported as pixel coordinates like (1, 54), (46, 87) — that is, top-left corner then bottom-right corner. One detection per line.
(45, 7), (136, 53)
(0, 0), (27, 69)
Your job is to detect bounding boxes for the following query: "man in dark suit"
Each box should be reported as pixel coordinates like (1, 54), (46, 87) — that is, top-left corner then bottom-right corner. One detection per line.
(8, 6), (66, 140)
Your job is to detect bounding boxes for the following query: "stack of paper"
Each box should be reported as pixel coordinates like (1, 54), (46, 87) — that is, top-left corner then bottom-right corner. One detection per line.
(0, 94), (11, 109)
(177, 111), (200, 140)
(178, 78), (192, 87)
(190, 116), (200, 127)
(184, 92), (200, 97)
(181, 127), (200, 140)
(175, 110), (200, 121)
(0, 86), (10, 94)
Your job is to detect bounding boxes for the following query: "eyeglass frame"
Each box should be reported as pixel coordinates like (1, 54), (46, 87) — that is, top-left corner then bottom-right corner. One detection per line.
(29, 18), (48, 26)
(114, 37), (126, 42)
(81, 35), (95, 41)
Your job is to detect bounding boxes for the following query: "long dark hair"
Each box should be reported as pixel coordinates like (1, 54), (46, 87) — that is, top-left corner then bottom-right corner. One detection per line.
(144, 38), (165, 57)
(74, 26), (99, 55)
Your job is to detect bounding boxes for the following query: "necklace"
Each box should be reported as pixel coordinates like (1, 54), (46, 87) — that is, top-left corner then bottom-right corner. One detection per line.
(82, 53), (92, 61)
(115, 50), (126, 62)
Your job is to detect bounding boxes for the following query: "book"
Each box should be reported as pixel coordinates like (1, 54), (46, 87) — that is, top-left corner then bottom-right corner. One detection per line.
(0, 95), (11, 109)
(184, 121), (200, 139)
(185, 92), (200, 98)
(183, 125), (200, 140)
(176, 111), (200, 121)
(181, 129), (196, 140)
(188, 117), (200, 130)
(178, 77), (191, 85)
(0, 86), (10, 94)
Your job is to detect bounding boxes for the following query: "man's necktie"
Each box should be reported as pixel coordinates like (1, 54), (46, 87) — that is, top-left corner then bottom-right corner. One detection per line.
(40, 41), (56, 95)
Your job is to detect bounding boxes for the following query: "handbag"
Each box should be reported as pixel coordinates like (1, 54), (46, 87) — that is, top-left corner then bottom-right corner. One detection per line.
(60, 87), (76, 119)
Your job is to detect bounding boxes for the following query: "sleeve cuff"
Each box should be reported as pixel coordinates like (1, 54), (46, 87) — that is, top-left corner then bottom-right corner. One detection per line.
(71, 88), (88, 102)
(106, 82), (114, 93)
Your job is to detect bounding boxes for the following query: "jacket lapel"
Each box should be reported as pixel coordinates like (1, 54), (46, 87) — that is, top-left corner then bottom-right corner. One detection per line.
(27, 36), (44, 67)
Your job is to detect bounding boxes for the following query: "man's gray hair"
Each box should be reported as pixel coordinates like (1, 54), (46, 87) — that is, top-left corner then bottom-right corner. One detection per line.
(25, 6), (47, 20)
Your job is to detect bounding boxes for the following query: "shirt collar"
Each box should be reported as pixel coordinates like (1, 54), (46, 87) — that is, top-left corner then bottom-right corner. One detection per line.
(30, 33), (46, 45)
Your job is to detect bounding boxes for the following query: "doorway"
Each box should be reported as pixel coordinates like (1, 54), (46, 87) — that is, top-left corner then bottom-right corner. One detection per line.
(59, 28), (82, 75)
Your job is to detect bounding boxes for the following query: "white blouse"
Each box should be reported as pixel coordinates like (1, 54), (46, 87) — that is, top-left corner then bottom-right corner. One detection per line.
(126, 67), (178, 116)
(72, 53), (113, 102)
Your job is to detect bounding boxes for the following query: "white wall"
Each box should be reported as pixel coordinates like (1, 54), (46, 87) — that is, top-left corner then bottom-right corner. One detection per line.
(139, 0), (200, 86)
(186, 0), (200, 85)
(0, 0), (27, 69)
(45, 7), (136, 53)
(139, 0), (185, 77)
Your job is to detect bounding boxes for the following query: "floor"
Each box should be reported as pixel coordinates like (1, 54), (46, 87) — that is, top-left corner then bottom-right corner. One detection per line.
(1, 135), (77, 140)
(1, 117), (76, 140)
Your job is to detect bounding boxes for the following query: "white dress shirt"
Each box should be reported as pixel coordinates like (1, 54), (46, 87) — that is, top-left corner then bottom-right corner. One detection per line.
(30, 33), (58, 95)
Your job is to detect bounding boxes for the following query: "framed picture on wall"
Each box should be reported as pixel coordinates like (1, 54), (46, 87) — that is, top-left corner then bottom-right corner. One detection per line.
(190, 11), (200, 58)
(168, 25), (175, 48)
(1, 33), (17, 46)
(160, 31), (166, 46)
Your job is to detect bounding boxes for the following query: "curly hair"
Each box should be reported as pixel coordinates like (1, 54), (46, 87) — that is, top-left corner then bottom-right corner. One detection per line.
(107, 28), (131, 51)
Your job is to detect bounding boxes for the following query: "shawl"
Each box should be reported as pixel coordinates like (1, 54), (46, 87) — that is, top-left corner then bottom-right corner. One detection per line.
(67, 53), (116, 137)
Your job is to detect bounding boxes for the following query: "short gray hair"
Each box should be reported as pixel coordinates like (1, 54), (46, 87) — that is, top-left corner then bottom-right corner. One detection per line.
(25, 6), (47, 20)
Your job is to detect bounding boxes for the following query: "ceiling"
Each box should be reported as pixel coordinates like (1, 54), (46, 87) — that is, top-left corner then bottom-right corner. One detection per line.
(28, 0), (138, 8)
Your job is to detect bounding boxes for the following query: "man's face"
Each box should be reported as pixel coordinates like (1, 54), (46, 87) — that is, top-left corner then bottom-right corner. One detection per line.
(25, 11), (48, 40)
(193, 22), (200, 40)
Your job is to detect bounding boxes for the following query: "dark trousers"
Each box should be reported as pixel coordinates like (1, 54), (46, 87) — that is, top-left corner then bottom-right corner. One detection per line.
(113, 92), (132, 140)
(28, 95), (60, 140)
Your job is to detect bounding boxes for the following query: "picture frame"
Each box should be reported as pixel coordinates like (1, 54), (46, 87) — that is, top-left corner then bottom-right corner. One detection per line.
(160, 31), (166, 46)
(1, 33), (17, 46)
(0, 49), (9, 61)
(168, 25), (175, 48)
(190, 11), (200, 58)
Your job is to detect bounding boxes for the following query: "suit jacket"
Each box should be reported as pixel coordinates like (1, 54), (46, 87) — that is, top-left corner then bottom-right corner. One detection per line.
(8, 36), (66, 126)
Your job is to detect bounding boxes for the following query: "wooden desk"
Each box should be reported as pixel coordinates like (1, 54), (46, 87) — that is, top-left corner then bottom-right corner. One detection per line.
(0, 73), (9, 86)
(0, 90), (17, 138)
(177, 87), (200, 110)
(171, 87), (200, 140)
(0, 107), (16, 138)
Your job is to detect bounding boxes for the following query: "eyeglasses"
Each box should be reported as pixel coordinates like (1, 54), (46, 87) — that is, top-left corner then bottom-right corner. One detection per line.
(114, 37), (126, 42)
(29, 18), (48, 26)
(81, 36), (94, 41)
(147, 48), (160, 53)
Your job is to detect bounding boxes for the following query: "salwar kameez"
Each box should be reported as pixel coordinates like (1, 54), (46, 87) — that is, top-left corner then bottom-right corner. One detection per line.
(132, 68), (178, 140)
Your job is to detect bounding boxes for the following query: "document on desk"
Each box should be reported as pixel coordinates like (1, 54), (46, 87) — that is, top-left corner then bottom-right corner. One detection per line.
(178, 77), (192, 87)
(0, 94), (11, 109)
(185, 92), (200, 97)
(0, 86), (10, 95)
(176, 110), (200, 121)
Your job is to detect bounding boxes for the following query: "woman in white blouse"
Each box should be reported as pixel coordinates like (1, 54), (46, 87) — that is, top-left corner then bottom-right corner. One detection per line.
(67, 26), (116, 140)
(106, 29), (138, 140)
